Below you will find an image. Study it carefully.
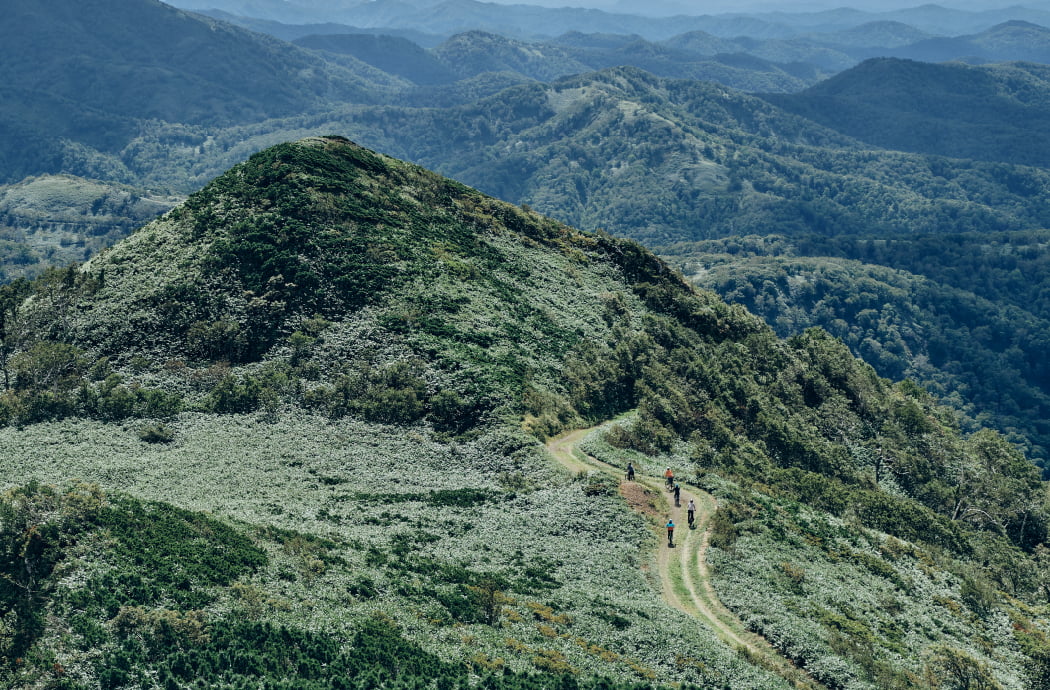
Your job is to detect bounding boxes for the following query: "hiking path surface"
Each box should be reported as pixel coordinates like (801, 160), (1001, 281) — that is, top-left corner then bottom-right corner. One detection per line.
(547, 426), (822, 689)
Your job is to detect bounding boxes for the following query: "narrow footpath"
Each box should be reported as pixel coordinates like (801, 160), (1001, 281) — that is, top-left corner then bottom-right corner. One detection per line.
(547, 427), (822, 689)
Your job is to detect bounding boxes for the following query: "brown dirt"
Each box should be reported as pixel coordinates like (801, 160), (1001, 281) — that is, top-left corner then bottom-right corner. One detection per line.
(619, 482), (662, 521)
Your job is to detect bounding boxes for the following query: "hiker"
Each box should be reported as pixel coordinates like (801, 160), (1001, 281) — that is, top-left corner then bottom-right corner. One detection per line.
(687, 499), (696, 527)
(673, 482), (681, 507)
(664, 467), (674, 489)
(666, 519), (675, 547)
(626, 462), (635, 481)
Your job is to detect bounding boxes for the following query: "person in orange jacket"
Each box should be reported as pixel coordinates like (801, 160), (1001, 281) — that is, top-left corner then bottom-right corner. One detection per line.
(664, 466), (674, 489)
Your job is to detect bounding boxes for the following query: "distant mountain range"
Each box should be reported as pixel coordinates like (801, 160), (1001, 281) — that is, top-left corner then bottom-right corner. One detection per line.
(206, 9), (1050, 85)
(171, 0), (1050, 40)
(766, 58), (1050, 166)
(892, 19), (1050, 62)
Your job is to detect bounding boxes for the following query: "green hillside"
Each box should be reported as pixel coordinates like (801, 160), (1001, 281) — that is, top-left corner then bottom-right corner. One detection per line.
(764, 58), (1050, 167)
(0, 0), (403, 184)
(677, 243), (1050, 469)
(3, 138), (1050, 689)
(6, 4), (1050, 489)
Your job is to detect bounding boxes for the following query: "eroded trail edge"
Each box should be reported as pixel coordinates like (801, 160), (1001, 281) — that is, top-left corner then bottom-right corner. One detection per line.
(546, 427), (822, 689)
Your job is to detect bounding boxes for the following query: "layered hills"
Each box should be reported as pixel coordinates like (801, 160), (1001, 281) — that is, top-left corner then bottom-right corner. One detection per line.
(122, 65), (1050, 246)
(0, 0), (402, 184)
(2, 138), (1050, 689)
(765, 58), (1050, 166)
(170, 0), (1050, 41)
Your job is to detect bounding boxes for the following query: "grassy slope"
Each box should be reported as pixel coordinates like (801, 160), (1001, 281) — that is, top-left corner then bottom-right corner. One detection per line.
(581, 432), (1044, 690)
(0, 138), (787, 687)
(1, 414), (781, 688)
(3, 138), (1050, 688)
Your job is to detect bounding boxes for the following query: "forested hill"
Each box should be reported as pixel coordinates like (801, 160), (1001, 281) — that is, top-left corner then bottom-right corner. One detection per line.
(763, 58), (1050, 166)
(669, 229), (1050, 473)
(3, 138), (1050, 688)
(173, 66), (1050, 248)
(0, 0), (401, 183)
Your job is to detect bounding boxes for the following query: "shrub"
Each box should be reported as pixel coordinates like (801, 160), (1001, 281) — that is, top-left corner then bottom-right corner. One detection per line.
(10, 341), (87, 393)
(206, 373), (262, 413)
(138, 423), (174, 444)
(186, 318), (245, 362)
(708, 507), (739, 550)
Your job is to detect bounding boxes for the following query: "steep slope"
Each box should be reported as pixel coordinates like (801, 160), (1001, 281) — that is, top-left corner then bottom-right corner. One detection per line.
(681, 249), (1050, 468)
(3, 137), (1050, 689)
(764, 58), (1050, 167)
(0, 0), (400, 183)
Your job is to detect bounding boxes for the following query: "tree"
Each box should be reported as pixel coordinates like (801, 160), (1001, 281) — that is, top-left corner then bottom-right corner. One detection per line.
(0, 279), (30, 391)
(924, 645), (1003, 690)
(0, 482), (101, 658)
(468, 576), (513, 626)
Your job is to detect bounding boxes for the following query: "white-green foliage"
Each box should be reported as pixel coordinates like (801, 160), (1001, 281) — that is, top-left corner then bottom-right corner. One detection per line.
(577, 415), (692, 479)
(0, 412), (786, 687)
(582, 424), (1040, 689)
(705, 487), (1029, 689)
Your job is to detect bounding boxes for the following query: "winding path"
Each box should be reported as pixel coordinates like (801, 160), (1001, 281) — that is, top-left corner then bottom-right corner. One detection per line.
(547, 427), (822, 689)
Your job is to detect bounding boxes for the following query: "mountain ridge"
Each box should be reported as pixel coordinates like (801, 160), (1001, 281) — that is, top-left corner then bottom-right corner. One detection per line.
(3, 137), (1050, 689)
(763, 57), (1050, 166)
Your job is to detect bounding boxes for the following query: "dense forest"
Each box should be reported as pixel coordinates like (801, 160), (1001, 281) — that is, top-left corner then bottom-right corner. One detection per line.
(672, 230), (1050, 471)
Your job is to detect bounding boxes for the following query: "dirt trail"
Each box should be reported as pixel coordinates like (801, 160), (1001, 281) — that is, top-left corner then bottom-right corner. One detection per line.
(547, 427), (821, 689)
